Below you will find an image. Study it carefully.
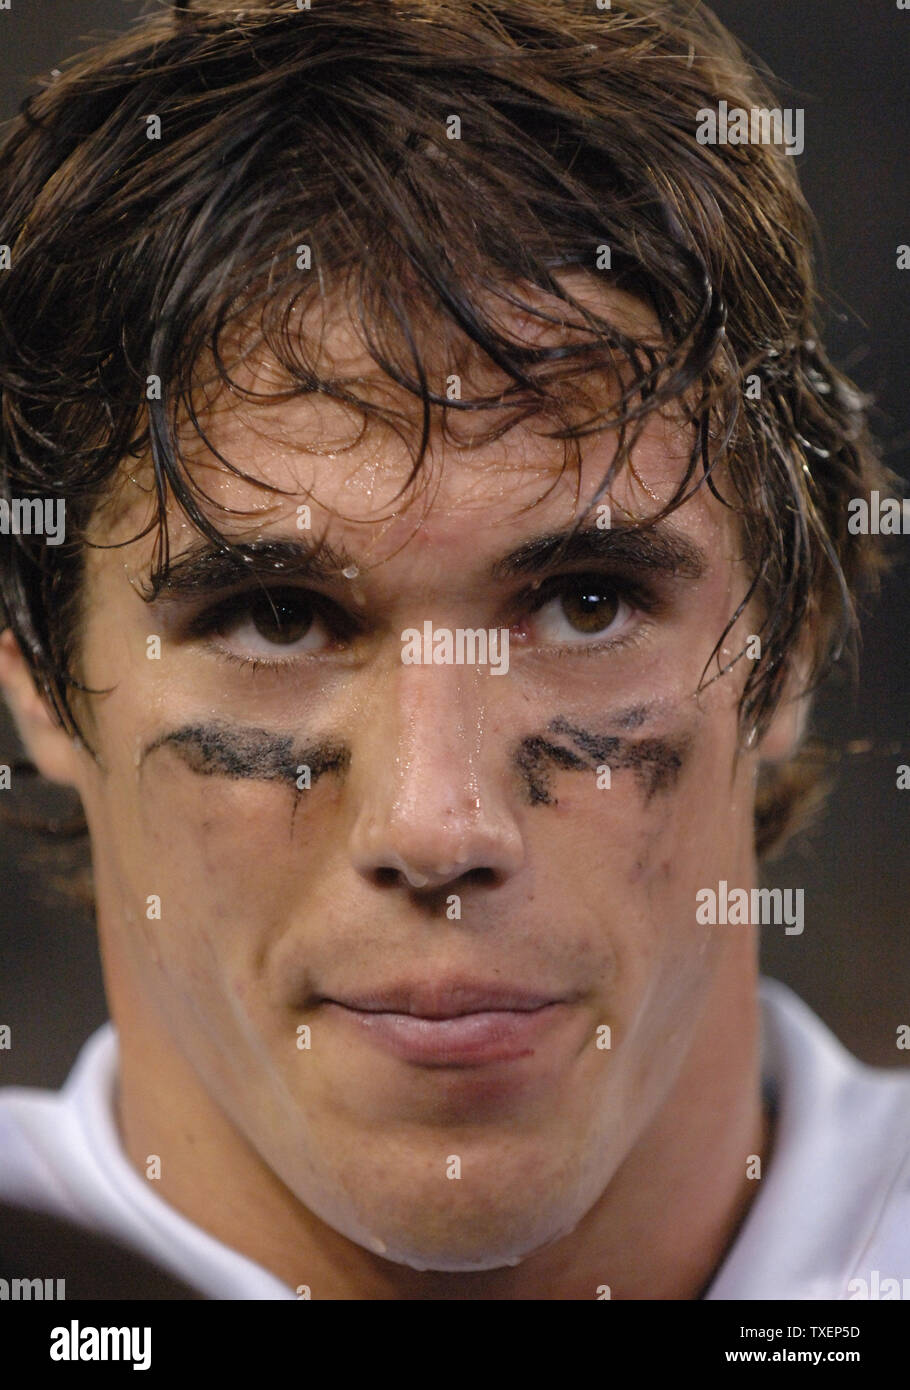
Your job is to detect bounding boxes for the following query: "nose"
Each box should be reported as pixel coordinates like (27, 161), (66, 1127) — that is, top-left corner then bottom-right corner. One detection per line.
(348, 661), (524, 891)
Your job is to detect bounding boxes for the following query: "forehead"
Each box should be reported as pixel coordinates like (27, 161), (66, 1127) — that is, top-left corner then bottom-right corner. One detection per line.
(94, 275), (732, 569)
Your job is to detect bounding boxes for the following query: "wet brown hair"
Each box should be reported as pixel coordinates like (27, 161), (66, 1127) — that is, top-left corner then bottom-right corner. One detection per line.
(0, 0), (892, 860)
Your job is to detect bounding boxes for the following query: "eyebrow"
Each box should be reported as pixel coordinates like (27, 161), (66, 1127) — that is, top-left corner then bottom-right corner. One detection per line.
(491, 520), (708, 583)
(143, 538), (356, 603)
(144, 518), (708, 604)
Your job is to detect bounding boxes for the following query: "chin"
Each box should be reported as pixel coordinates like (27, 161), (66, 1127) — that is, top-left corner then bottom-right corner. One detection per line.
(320, 1185), (589, 1275)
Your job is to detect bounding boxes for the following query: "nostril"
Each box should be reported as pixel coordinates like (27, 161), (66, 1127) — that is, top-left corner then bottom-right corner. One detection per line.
(369, 862), (499, 893)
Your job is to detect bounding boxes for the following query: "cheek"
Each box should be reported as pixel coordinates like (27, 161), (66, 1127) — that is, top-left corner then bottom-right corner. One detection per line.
(519, 707), (750, 992)
(95, 764), (340, 992)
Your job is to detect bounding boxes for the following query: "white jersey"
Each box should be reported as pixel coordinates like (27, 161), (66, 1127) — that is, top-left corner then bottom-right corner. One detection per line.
(0, 978), (908, 1300)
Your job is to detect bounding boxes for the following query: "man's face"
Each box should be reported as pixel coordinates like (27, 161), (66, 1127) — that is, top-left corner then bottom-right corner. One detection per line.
(69, 284), (765, 1271)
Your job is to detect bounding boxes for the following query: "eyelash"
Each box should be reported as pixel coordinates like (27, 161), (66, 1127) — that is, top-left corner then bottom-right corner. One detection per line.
(187, 572), (662, 673)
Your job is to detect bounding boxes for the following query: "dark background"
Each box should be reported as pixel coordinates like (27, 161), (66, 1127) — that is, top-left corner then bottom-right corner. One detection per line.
(0, 2), (908, 1086)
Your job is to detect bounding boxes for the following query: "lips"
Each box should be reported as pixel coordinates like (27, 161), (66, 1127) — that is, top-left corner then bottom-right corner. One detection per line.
(324, 983), (565, 1019)
(318, 981), (579, 1067)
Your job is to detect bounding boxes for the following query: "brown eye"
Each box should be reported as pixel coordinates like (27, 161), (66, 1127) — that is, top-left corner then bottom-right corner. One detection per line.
(248, 591), (314, 645)
(559, 583), (620, 634)
(528, 576), (631, 647)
